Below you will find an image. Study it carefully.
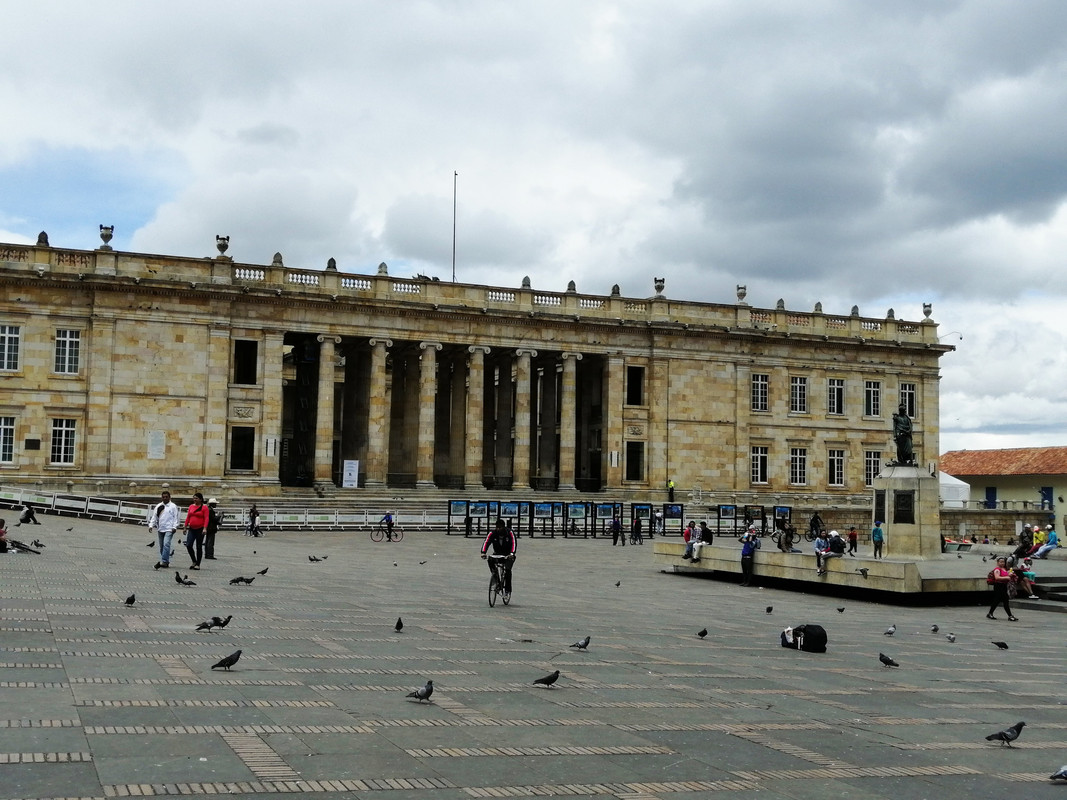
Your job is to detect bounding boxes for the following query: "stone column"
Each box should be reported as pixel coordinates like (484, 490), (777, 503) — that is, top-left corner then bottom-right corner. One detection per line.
(84, 316), (116, 474)
(603, 352), (625, 489)
(260, 330), (286, 482)
(513, 348), (537, 490)
(449, 354), (467, 481)
(465, 346), (490, 488)
(365, 338), (392, 488)
(558, 352), (582, 490)
(417, 341), (442, 487)
(205, 325), (230, 478)
(314, 335), (341, 484)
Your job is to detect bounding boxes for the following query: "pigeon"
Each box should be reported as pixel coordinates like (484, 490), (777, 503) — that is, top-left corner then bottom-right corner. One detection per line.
(985, 720), (1025, 747)
(879, 652), (899, 668)
(992, 641), (1009, 650)
(982, 557), (987, 562)
(615, 581), (621, 587)
(175, 571), (183, 585)
(931, 624), (939, 633)
(836, 607), (845, 613)
(946, 633), (956, 643)
(125, 593), (136, 606)
(210, 649), (242, 671)
(393, 562), (398, 567)
(697, 628), (708, 639)
(765, 606), (773, 614)
(395, 617), (404, 633)
(212, 615), (233, 629)
(241, 576), (255, 585)
(857, 568), (869, 578)
(256, 567), (268, 575)
(406, 680), (434, 703)
(229, 577), (246, 585)
(179, 574), (197, 586)
(570, 635), (591, 650)
(147, 541), (155, 547)
(957, 553), (962, 559)
(1050, 764), (1067, 780)
(884, 624), (896, 636)
(32, 539), (45, 548)
(196, 620), (215, 631)
(419, 560), (427, 565)
(533, 669), (560, 688)
(321, 555), (328, 560)
(309, 555), (322, 562)
(66, 526), (74, 532)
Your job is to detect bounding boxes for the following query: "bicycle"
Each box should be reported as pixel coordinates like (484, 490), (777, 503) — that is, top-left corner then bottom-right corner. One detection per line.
(629, 527), (644, 545)
(371, 520), (404, 542)
(487, 554), (513, 607)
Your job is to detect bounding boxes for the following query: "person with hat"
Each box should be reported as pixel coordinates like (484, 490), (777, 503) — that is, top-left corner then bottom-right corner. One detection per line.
(204, 498), (222, 560)
(1033, 524), (1059, 559)
(871, 521), (885, 559)
(816, 530), (846, 575)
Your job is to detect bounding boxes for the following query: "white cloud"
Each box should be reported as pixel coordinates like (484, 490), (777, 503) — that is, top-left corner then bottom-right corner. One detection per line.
(3, 1), (1067, 450)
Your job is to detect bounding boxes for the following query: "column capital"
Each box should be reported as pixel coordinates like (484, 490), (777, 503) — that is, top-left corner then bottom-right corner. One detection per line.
(468, 345), (491, 356)
(368, 337), (393, 348)
(515, 347), (538, 358)
(316, 334), (342, 344)
(420, 341), (443, 352)
(561, 351), (584, 361)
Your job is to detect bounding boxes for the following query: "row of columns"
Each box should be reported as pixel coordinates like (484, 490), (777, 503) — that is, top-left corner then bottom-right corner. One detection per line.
(310, 336), (587, 489)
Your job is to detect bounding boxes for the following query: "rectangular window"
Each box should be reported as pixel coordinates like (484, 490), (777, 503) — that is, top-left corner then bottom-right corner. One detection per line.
(625, 366), (645, 406)
(864, 450), (882, 487)
(751, 446), (768, 484)
(230, 426), (256, 470)
(0, 416), (13, 463)
(864, 380), (881, 416)
(54, 329), (81, 374)
(50, 419), (76, 464)
(233, 340), (259, 385)
(625, 440), (644, 481)
(899, 381), (916, 417)
(751, 373), (769, 412)
(0, 325), (19, 371)
(828, 448), (845, 487)
(789, 376), (808, 413)
(789, 447), (807, 485)
(827, 378), (845, 415)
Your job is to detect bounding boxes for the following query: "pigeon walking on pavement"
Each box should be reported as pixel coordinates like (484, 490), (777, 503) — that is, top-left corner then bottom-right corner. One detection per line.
(406, 680), (434, 703)
(946, 633), (956, 643)
(1050, 764), (1067, 780)
(256, 567), (269, 575)
(212, 615), (233, 629)
(124, 593), (136, 606)
(985, 721), (1025, 747)
(210, 649), (242, 671)
(395, 617), (404, 633)
(992, 641), (1009, 650)
(697, 628), (708, 639)
(930, 624), (939, 633)
(884, 624), (896, 636)
(570, 635), (591, 650)
(196, 620), (216, 632)
(533, 670), (560, 688)
(879, 653), (899, 668)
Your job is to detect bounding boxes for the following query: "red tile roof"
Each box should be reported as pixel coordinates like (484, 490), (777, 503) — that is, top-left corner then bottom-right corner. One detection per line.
(940, 447), (1067, 477)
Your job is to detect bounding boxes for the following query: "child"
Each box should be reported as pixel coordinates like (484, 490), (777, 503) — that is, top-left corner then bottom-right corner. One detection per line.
(847, 526), (858, 556)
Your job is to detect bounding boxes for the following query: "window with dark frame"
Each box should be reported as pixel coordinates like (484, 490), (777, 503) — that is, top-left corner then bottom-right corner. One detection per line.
(233, 340), (259, 385)
(625, 366), (645, 406)
(625, 440), (644, 481)
(827, 378), (844, 415)
(230, 426), (256, 470)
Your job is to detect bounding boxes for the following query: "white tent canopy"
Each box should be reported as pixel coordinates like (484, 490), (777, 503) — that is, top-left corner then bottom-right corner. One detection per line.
(939, 471), (970, 508)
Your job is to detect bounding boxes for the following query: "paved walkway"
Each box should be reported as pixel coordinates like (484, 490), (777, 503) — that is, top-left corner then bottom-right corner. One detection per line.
(2, 518), (1066, 799)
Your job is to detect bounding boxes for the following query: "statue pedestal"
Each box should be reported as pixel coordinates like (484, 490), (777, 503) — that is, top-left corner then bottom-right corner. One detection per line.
(872, 465), (942, 560)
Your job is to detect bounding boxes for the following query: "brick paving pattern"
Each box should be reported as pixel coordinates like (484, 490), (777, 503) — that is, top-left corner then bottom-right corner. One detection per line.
(1, 516), (1066, 799)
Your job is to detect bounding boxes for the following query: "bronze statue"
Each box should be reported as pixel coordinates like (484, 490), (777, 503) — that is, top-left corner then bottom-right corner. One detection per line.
(893, 404), (914, 465)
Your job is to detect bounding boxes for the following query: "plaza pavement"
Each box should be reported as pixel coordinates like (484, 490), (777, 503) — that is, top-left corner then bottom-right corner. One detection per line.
(1, 516), (1067, 800)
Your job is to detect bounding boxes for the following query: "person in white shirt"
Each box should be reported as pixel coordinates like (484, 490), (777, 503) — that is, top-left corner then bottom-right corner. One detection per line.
(147, 490), (180, 570)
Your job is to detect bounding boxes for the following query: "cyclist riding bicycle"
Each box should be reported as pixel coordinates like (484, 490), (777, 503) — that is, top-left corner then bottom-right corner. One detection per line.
(381, 512), (395, 539)
(481, 518), (517, 599)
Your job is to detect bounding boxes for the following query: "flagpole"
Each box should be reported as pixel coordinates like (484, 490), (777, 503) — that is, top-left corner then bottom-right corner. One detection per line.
(452, 171), (458, 283)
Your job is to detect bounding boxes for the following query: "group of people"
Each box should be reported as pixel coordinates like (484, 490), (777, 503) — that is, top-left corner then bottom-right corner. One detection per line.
(146, 491), (223, 570)
(680, 521), (714, 561)
(986, 554), (1042, 620)
(1013, 522), (1059, 560)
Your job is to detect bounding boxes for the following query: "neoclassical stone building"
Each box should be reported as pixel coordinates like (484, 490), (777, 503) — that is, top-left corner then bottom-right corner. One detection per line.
(0, 232), (953, 500)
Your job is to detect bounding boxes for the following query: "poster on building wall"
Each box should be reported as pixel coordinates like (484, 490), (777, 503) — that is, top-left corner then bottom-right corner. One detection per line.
(341, 460), (360, 488)
(147, 431), (165, 460)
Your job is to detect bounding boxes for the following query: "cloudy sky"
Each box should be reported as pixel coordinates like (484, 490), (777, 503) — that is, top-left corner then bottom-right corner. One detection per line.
(2, 1), (1066, 455)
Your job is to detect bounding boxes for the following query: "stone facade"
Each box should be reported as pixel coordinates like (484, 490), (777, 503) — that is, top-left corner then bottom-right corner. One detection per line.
(0, 237), (953, 499)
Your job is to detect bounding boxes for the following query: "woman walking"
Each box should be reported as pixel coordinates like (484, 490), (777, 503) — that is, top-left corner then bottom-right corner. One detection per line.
(183, 493), (209, 570)
(987, 557), (1017, 621)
